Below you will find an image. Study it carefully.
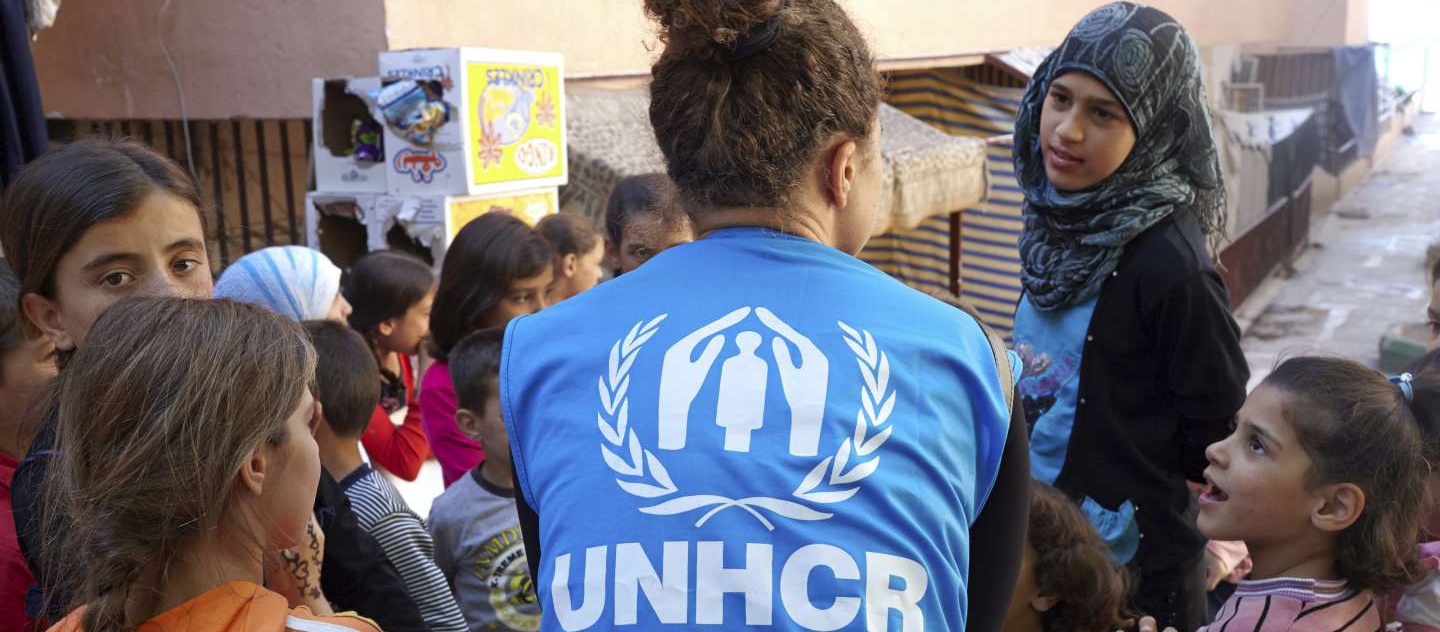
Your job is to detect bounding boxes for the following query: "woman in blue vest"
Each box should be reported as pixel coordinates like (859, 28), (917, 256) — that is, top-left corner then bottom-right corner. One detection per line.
(1011, 4), (1250, 631)
(501, 1), (1028, 630)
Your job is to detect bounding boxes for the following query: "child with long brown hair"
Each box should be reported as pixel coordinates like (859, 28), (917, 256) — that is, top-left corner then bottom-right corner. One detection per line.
(0, 139), (426, 631)
(1004, 481), (1132, 632)
(43, 297), (378, 632)
(423, 212), (553, 488)
(1196, 357), (1431, 632)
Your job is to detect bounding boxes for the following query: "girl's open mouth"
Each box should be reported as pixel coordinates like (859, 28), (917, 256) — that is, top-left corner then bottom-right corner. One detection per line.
(1200, 477), (1229, 505)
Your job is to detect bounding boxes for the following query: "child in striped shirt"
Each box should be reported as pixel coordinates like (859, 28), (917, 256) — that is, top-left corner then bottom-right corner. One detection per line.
(304, 321), (468, 632)
(1192, 357), (1433, 632)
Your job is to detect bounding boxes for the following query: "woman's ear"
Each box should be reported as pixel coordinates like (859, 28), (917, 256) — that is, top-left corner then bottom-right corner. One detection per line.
(239, 443), (271, 497)
(1312, 482), (1366, 533)
(378, 318), (396, 338)
(562, 253), (579, 279)
(824, 138), (861, 212)
(21, 293), (76, 352)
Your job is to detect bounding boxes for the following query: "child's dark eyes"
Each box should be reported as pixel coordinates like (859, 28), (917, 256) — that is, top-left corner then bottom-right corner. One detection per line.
(99, 271), (135, 288)
(1093, 108), (1115, 121)
(1247, 435), (1267, 455)
(172, 258), (202, 274)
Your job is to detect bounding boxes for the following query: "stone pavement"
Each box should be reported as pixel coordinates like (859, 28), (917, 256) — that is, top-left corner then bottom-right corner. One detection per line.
(1238, 114), (1440, 389)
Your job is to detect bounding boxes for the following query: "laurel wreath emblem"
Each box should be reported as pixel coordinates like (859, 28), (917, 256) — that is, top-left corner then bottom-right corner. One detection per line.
(597, 314), (895, 531)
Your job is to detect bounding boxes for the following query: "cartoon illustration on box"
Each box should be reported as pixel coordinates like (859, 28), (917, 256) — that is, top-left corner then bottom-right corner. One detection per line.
(467, 63), (565, 187)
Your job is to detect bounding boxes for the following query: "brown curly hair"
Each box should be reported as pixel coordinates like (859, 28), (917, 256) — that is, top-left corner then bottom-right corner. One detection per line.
(643, 0), (881, 212)
(1029, 481), (1133, 632)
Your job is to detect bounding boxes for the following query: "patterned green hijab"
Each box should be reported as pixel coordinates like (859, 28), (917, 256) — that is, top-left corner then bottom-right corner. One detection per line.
(1014, 2), (1225, 310)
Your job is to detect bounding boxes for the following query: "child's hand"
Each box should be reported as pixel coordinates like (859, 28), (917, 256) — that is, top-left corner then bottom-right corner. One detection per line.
(1204, 549), (1229, 590)
(1134, 616), (1179, 632)
(265, 516), (332, 614)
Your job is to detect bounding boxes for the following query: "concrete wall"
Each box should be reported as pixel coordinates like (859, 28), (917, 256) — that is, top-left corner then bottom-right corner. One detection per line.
(29, 0), (387, 119)
(28, 0), (1365, 120)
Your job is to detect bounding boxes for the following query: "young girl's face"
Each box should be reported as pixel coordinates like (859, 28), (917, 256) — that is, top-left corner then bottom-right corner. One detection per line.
(1001, 543), (1049, 632)
(607, 214), (694, 275)
(1198, 385), (1323, 545)
(544, 241), (601, 303)
(258, 390), (321, 550)
(1039, 72), (1137, 192)
(0, 335), (56, 435)
(25, 192), (212, 351)
(326, 292), (353, 324)
(379, 288), (435, 357)
(482, 268), (554, 329)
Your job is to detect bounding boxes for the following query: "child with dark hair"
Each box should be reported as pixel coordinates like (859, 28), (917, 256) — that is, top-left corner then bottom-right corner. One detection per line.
(1004, 480), (1132, 632)
(423, 212), (554, 488)
(1195, 356), (1432, 632)
(304, 320), (467, 632)
(343, 250), (437, 482)
(1381, 350), (1440, 632)
(602, 173), (692, 275)
(427, 328), (539, 632)
(0, 260), (54, 631)
(536, 213), (604, 304)
(1, 138), (427, 631)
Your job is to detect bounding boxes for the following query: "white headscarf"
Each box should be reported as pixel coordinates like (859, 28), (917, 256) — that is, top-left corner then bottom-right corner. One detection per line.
(214, 246), (342, 321)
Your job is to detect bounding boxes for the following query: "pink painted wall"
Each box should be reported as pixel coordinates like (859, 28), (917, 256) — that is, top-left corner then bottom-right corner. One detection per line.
(26, 0), (1366, 120)
(29, 0), (387, 119)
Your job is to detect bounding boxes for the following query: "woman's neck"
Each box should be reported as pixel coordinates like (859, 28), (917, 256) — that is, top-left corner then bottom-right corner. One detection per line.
(693, 206), (832, 247)
(131, 531), (263, 623)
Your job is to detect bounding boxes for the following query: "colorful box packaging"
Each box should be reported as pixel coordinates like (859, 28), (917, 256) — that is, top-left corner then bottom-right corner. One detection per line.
(378, 48), (568, 197)
(312, 78), (389, 193)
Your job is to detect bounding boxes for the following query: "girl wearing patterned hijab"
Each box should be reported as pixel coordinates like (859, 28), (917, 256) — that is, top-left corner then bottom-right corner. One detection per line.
(1010, 4), (1249, 631)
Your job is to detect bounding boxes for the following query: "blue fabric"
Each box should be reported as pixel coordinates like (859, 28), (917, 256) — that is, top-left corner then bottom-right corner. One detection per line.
(0, 0), (48, 191)
(1014, 294), (1096, 484)
(1015, 294), (1141, 564)
(502, 228), (1012, 632)
(1079, 496), (1140, 564)
(214, 246), (341, 321)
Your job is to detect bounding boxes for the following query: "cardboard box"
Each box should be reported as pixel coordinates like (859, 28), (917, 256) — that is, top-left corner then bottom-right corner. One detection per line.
(375, 188), (559, 273)
(305, 192), (384, 270)
(378, 48), (567, 197)
(312, 78), (388, 193)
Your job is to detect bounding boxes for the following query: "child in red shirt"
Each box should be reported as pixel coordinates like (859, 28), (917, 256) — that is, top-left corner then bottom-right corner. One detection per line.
(0, 260), (56, 631)
(344, 251), (437, 481)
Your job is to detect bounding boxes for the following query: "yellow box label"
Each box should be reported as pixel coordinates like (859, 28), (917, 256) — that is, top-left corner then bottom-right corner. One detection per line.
(465, 62), (565, 188)
(448, 189), (559, 242)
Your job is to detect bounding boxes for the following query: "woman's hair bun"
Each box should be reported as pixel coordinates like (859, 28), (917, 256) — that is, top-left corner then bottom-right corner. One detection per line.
(644, 0), (783, 48)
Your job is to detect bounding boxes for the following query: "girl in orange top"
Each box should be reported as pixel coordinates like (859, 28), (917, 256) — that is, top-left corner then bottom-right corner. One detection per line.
(43, 298), (380, 632)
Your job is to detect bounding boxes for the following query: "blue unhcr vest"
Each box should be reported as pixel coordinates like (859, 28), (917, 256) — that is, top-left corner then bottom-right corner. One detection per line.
(502, 228), (1012, 632)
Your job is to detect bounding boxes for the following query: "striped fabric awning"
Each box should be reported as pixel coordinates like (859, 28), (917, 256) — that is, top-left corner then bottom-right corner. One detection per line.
(559, 87), (987, 234)
(864, 66), (1027, 338)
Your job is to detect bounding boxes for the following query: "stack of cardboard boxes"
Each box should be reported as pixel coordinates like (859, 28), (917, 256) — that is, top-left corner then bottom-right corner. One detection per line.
(307, 48), (566, 272)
